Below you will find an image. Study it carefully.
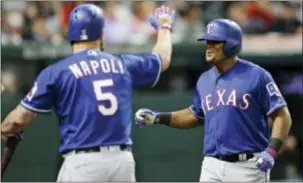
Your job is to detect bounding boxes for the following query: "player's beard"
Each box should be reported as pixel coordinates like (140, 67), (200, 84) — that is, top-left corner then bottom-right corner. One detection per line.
(205, 48), (222, 64)
(206, 56), (216, 64)
(206, 53), (224, 65)
(206, 55), (229, 67)
(205, 51), (216, 64)
(205, 43), (225, 65)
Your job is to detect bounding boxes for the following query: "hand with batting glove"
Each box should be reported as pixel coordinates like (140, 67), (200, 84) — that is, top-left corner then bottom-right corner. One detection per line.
(255, 148), (277, 172)
(135, 108), (159, 127)
(148, 5), (175, 31)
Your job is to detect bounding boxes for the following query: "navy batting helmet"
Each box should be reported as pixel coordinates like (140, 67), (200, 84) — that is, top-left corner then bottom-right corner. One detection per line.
(197, 19), (243, 58)
(68, 4), (104, 42)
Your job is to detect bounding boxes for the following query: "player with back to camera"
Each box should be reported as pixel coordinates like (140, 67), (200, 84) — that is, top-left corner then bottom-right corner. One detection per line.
(135, 19), (292, 182)
(0, 3), (175, 182)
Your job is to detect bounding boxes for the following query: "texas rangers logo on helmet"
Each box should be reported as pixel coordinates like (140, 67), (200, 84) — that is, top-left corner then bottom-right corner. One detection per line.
(206, 24), (216, 34)
(80, 29), (88, 40)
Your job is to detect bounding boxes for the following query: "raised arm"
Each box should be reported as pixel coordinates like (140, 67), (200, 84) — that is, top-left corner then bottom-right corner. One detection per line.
(149, 5), (175, 71)
(117, 5), (175, 89)
(152, 29), (172, 71)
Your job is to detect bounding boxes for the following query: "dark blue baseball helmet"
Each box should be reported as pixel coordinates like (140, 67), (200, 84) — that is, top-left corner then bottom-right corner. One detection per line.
(68, 4), (104, 42)
(197, 19), (243, 58)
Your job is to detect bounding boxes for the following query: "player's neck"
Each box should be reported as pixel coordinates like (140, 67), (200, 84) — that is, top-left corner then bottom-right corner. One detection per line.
(72, 41), (101, 54)
(215, 57), (238, 74)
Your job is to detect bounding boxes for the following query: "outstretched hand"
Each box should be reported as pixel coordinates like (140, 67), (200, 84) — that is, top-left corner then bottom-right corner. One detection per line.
(148, 5), (175, 31)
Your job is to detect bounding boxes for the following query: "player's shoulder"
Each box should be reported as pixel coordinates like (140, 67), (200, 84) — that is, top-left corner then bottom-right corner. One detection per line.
(112, 52), (159, 62)
(53, 49), (116, 65)
(237, 58), (270, 76)
(198, 66), (214, 80)
(39, 65), (53, 75)
(48, 56), (70, 73)
(97, 50), (117, 59)
(42, 52), (82, 76)
(35, 63), (57, 83)
(195, 67), (214, 86)
(111, 53), (128, 62)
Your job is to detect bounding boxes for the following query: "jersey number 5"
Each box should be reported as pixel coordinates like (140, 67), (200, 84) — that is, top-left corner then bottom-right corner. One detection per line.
(93, 79), (118, 116)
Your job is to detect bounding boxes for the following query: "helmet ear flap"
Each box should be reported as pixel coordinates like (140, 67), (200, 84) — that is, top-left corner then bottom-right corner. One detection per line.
(223, 39), (241, 58)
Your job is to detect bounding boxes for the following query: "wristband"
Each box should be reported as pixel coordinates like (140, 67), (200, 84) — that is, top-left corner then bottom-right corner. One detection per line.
(156, 113), (171, 126)
(159, 26), (172, 32)
(159, 18), (172, 31)
(268, 138), (283, 157)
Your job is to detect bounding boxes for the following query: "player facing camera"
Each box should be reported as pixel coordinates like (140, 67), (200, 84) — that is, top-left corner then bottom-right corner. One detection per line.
(204, 40), (226, 64)
(197, 19), (242, 67)
(135, 17), (292, 182)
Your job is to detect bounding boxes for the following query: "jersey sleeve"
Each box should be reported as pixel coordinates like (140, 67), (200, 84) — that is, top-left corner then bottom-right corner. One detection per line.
(118, 53), (162, 88)
(257, 70), (287, 116)
(189, 89), (204, 119)
(20, 67), (55, 113)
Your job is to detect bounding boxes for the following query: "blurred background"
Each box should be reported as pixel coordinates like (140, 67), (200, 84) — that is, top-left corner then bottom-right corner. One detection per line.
(1, 1), (302, 182)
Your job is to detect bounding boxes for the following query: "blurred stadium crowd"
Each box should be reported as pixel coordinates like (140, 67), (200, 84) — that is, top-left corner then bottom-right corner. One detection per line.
(1, 1), (302, 45)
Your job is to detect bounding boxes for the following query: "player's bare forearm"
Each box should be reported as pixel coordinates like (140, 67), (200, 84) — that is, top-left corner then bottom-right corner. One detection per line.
(268, 106), (292, 152)
(270, 107), (292, 141)
(1, 105), (37, 140)
(152, 29), (172, 71)
(157, 108), (202, 129)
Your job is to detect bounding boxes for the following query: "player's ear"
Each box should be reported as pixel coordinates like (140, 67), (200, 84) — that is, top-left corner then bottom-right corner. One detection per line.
(98, 35), (104, 51)
(100, 40), (104, 51)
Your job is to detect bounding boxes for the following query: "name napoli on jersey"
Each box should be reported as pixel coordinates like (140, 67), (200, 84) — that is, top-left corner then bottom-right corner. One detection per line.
(68, 58), (125, 79)
(201, 88), (251, 112)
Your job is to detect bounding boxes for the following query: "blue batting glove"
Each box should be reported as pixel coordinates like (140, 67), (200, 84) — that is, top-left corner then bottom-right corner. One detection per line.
(148, 16), (160, 31)
(255, 148), (277, 172)
(148, 5), (175, 31)
(135, 108), (159, 127)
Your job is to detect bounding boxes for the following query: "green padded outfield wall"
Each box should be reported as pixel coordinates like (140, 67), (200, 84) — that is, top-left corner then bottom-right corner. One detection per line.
(1, 92), (204, 182)
(133, 93), (204, 182)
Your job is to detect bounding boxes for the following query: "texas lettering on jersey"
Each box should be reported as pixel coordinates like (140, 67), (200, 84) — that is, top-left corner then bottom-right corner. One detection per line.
(201, 89), (251, 113)
(189, 59), (287, 156)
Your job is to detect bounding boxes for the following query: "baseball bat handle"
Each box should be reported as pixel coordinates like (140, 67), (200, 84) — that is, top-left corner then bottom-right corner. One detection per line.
(1, 137), (20, 179)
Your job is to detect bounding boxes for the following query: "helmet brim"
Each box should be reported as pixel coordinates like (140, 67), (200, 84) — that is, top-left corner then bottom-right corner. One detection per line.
(197, 34), (225, 42)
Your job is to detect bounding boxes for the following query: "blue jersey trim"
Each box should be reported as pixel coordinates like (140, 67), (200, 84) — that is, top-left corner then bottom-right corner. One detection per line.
(266, 103), (286, 116)
(20, 101), (52, 113)
(189, 105), (204, 119)
(151, 53), (162, 87)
